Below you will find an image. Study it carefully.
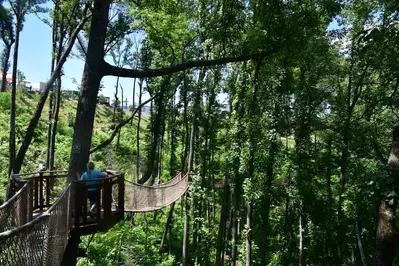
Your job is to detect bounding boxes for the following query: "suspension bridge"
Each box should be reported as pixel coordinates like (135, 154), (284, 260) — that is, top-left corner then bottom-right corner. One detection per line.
(0, 170), (189, 265)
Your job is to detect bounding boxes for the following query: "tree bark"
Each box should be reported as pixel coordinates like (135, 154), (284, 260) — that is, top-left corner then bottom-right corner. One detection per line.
(160, 202), (175, 252)
(130, 78), (136, 126)
(246, 202), (253, 266)
(138, 77), (169, 184)
(49, 76), (62, 170)
(8, 19), (20, 176)
(136, 79), (143, 180)
(216, 181), (230, 266)
(373, 122), (399, 266)
(67, 0), (110, 180)
(356, 221), (367, 266)
(46, 15), (58, 169)
(299, 209), (307, 266)
(1, 43), (12, 92)
(260, 137), (278, 265)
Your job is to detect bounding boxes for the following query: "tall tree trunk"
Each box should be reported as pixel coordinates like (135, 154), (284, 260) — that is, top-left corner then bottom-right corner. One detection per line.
(324, 134), (333, 262)
(337, 121), (350, 264)
(216, 181), (230, 266)
(231, 190), (239, 266)
(260, 137), (278, 265)
(136, 79), (143, 180)
(113, 76), (120, 122)
(160, 201), (175, 252)
(373, 122), (399, 266)
(116, 83), (123, 150)
(181, 76), (189, 172)
(68, 0), (110, 179)
(8, 20), (21, 176)
(1, 43), (12, 92)
(46, 16), (59, 169)
(49, 76), (62, 170)
(139, 77), (170, 184)
(356, 221), (367, 266)
(182, 78), (201, 266)
(130, 78), (136, 126)
(246, 202), (253, 266)
(299, 208), (307, 266)
(245, 61), (261, 266)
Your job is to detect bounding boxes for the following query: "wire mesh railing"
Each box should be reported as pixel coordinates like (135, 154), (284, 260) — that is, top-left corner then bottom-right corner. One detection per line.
(0, 180), (33, 232)
(0, 184), (71, 266)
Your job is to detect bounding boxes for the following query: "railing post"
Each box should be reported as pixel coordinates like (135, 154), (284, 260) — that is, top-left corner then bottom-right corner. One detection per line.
(39, 171), (44, 210)
(34, 175), (39, 209)
(96, 186), (101, 221)
(19, 185), (27, 226)
(28, 179), (33, 221)
(46, 174), (50, 207)
(103, 178), (111, 220)
(74, 181), (82, 228)
(118, 174), (125, 219)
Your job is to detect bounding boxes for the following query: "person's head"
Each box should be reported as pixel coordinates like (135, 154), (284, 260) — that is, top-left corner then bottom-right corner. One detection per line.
(87, 162), (95, 175)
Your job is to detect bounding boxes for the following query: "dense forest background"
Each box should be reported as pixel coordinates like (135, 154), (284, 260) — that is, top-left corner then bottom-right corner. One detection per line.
(1, 0), (399, 265)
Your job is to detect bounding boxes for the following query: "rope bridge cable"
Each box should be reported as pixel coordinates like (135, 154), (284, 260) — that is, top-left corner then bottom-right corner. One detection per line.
(122, 173), (190, 212)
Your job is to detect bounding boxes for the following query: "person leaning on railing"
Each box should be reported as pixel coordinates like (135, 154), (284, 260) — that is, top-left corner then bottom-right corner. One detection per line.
(80, 162), (107, 217)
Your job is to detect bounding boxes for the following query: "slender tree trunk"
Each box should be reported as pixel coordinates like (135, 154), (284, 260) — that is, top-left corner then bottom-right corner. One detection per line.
(299, 208), (307, 266)
(8, 20), (21, 176)
(1, 44), (12, 92)
(116, 83), (122, 150)
(160, 201), (175, 252)
(136, 79), (143, 180)
(130, 78), (136, 126)
(260, 137), (277, 265)
(181, 77), (189, 172)
(139, 78), (170, 184)
(356, 221), (367, 266)
(113, 76), (120, 122)
(325, 135), (333, 261)
(182, 194), (190, 266)
(216, 181), (230, 266)
(373, 122), (399, 266)
(49, 76), (62, 170)
(46, 17), (58, 169)
(337, 121), (350, 264)
(231, 191), (239, 266)
(68, 0), (110, 179)
(246, 202), (253, 266)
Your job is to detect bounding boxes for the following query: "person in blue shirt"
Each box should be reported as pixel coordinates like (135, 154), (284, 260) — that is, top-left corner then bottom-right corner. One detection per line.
(81, 162), (106, 216)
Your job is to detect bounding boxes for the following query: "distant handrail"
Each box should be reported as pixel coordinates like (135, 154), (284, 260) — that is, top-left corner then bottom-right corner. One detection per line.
(0, 182), (28, 209)
(125, 173), (187, 189)
(12, 170), (68, 178)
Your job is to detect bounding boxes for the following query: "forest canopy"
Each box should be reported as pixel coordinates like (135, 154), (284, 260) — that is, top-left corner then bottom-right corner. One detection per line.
(0, 0), (399, 265)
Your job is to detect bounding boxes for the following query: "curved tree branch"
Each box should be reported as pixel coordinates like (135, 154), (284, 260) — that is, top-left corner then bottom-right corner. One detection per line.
(89, 94), (157, 154)
(103, 46), (281, 78)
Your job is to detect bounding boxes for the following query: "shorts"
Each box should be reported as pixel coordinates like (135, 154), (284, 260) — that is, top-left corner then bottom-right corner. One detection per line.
(88, 190), (97, 201)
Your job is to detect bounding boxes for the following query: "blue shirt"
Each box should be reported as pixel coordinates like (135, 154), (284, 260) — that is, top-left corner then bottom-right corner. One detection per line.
(81, 170), (103, 191)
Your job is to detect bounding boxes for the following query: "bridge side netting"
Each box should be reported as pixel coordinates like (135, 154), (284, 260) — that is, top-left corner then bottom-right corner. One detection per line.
(124, 173), (189, 212)
(0, 184), (71, 266)
(0, 180), (33, 232)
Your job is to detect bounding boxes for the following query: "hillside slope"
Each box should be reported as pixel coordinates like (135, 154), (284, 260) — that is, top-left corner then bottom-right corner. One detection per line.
(0, 90), (148, 201)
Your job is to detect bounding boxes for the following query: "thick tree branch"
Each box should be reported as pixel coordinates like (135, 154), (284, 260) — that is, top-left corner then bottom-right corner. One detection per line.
(89, 94), (157, 154)
(103, 47), (280, 78)
(13, 13), (91, 174)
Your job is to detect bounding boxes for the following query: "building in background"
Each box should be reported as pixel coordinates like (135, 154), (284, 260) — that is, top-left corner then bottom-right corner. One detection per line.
(0, 71), (13, 84)
(31, 82), (46, 92)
